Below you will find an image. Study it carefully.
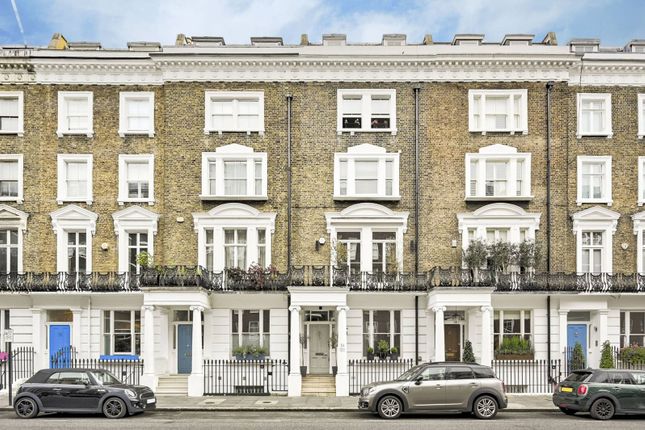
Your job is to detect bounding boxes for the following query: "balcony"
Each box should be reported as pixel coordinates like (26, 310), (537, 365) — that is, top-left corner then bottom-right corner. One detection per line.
(1, 267), (645, 293)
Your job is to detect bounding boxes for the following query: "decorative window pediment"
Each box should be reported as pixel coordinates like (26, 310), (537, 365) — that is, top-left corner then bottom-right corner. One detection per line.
(112, 206), (159, 273)
(465, 144), (532, 201)
(0, 204), (28, 231)
(50, 204), (98, 234)
(200, 144), (268, 201)
(572, 206), (619, 274)
(334, 144), (400, 201)
(50, 204), (98, 273)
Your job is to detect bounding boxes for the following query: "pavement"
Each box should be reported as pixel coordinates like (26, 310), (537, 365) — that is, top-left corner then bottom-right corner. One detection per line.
(0, 392), (556, 411)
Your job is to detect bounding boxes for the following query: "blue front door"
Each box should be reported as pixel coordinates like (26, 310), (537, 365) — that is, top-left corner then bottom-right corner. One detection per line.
(49, 324), (71, 368)
(567, 323), (588, 367)
(177, 324), (193, 374)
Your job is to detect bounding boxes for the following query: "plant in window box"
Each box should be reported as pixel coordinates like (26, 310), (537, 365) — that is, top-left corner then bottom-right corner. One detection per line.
(389, 346), (399, 361)
(463, 239), (487, 283)
(366, 347), (375, 361)
(233, 345), (247, 360)
(494, 336), (534, 360)
(299, 334), (307, 376)
(377, 339), (390, 360)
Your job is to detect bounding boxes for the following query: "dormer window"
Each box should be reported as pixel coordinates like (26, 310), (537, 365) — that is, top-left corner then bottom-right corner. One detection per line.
(334, 144), (400, 201)
(204, 91), (264, 135)
(337, 90), (396, 134)
(465, 144), (532, 201)
(468, 90), (528, 135)
(200, 144), (267, 200)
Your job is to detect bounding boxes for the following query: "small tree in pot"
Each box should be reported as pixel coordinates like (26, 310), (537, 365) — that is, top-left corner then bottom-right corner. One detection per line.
(463, 340), (476, 363)
(599, 341), (615, 369)
(515, 240), (542, 273)
(570, 342), (586, 370)
(463, 239), (487, 282)
(329, 332), (338, 375)
(377, 339), (390, 360)
(299, 334), (307, 376)
(366, 347), (375, 361)
(487, 241), (517, 274)
(389, 346), (399, 360)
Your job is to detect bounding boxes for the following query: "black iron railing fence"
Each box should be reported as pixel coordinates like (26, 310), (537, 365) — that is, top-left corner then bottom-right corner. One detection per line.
(203, 359), (288, 395)
(492, 359), (561, 394)
(2, 266), (645, 293)
(563, 346), (645, 376)
(0, 347), (36, 390)
(57, 356), (144, 385)
(348, 359), (415, 395)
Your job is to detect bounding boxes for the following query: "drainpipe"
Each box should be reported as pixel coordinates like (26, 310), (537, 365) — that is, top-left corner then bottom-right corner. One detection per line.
(546, 82), (554, 375)
(287, 295), (291, 372)
(413, 87), (421, 275)
(415, 295), (419, 365)
(286, 94), (293, 271)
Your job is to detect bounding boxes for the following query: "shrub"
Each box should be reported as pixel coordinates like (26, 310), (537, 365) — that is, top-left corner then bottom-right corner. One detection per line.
(463, 340), (476, 363)
(599, 341), (614, 369)
(495, 336), (533, 356)
(620, 344), (645, 365)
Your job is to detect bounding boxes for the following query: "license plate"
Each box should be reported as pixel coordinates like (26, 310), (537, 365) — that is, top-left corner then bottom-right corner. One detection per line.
(147, 398), (156, 404)
(560, 387), (573, 393)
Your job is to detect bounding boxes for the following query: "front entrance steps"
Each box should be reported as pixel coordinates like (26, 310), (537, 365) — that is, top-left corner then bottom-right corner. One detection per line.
(301, 375), (336, 397)
(156, 374), (189, 395)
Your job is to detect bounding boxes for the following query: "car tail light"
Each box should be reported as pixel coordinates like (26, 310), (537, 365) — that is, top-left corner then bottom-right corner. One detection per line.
(577, 384), (588, 396)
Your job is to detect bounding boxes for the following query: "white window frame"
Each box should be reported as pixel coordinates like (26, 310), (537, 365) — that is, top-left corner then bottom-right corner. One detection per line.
(57, 91), (93, 138)
(337, 89), (397, 135)
(493, 310), (533, 349)
(577, 93), (612, 138)
(334, 144), (400, 200)
(57, 154), (93, 205)
(117, 154), (155, 205)
(639, 157), (645, 206)
(204, 91), (265, 135)
(620, 311), (645, 347)
(362, 310), (401, 356)
(102, 310), (141, 355)
(572, 206), (619, 274)
(112, 206), (159, 274)
(0, 154), (24, 203)
(200, 144), (267, 200)
(0, 204), (27, 274)
(639, 94), (645, 139)
(465, 144), (532, 201)
(50, 204), (97, 273)
(231, 309), (270, 355)
(118, 92), (155, 137)
(577, 156), (612, 206)
(326, 203), (408, 273)
(0, 91), (24, 136)
(193, 203), (276, 271)
(468, 89), (528, 135)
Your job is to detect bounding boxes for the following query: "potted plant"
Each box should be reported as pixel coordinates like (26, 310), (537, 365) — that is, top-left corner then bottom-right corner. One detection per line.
(463, 340), (476, 363)
(487, 241), (517, 275)
(463, 239), (487, 282)
(599, 341), (614, 369)
(366, 347), (375, 361)
(570, 342), (586, 370)
(233, 345), (247, 360)
(329, 332), (338, 375)
(494, 336), (534, 360)
(299, 334), (307, 376)
(377, 339), (390, 360)
(515, 239), (542, 273)
(389, 346), (399, 361)
(253, 345), (268, 360)
(137, 251), (159, 286)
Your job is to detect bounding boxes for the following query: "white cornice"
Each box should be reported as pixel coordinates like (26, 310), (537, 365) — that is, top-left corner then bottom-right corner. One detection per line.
(32, 61), (162, 85)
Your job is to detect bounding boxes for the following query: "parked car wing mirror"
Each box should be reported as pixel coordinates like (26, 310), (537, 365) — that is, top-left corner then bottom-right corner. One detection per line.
(414, 375), (423, 385)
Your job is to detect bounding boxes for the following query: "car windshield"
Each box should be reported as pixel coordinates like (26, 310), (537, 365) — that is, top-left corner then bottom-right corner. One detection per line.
(395, 365), (425, 381)
(90, 371), (122, 386)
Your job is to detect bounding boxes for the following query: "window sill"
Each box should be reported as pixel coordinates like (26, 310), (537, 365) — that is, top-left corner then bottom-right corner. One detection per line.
(576, 199), (613, 206)
(337, 129), (397, 136)
(334, 195), (401, 201)
(0, 130), (24, 137)
(199, 194), (268, 201)
(576, 132), (613, 139)
(470, 130), (528, 135)
(118, 199), (155, 206)
(118, 130), (155, 138)
(204, 128), (265, 136)
(0, 197), (23, 204)
(57, 130), (94, 138)
(465, 195), (534, 202)
(57, 198), (93, 205)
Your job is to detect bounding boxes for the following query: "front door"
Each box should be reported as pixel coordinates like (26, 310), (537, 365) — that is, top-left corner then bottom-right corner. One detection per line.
(177, 324), (193, 374)
(567, 324), (588, 368)
(309, 325), (330, 374)
(445, 324), (461, 361)
(49, 325), (71, 368)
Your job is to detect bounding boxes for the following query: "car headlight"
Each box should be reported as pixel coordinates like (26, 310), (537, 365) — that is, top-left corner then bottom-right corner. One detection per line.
(124, 389), (138, 399)
(361, 387), (376, 396)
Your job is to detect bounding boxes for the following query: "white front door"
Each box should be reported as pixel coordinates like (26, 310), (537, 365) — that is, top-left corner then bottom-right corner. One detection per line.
(309, 325), (330, 374)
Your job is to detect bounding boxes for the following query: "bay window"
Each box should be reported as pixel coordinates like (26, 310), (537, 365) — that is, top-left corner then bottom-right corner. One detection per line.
(468, 89), (528, 134)
(103, 310), (141, 355)
(337, 89), (396, 134)
(224, 228), (247, 269)
(363, 310), (400, 356)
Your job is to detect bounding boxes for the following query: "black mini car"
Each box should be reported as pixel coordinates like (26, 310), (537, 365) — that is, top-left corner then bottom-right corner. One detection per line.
(13, 368), (156, 419)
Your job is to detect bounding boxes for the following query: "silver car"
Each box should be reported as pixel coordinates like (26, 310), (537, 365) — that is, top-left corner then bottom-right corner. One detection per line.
(358, 362), (507, 419)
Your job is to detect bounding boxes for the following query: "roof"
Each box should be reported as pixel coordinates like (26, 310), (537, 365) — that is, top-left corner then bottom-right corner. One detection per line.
(27, 368), (111, 383)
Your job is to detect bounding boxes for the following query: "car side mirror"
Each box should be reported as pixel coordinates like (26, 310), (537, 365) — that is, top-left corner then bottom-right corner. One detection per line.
(414, 375), (423, 385)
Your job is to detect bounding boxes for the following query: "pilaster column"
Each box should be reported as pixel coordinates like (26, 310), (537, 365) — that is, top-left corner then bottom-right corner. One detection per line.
(188, 305), (204, 396)
(71, 309), (82, 358)
(596, 309), (609, 368)
(432, 306), (446, 362)
(558, 310), (568, 362)
(288, 305), (302, 396)
(140, 305), (157, 390)
(480, 306), (493, 365)
(336, 305), (349, 396)
(32, 309), (46, 370)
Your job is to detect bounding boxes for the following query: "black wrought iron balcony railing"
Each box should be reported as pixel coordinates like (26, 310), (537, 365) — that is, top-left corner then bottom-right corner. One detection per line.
(0, 272), (136, 293)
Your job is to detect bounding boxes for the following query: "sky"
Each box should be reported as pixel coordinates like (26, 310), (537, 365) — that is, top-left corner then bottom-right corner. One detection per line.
(0, 0), (644, 48)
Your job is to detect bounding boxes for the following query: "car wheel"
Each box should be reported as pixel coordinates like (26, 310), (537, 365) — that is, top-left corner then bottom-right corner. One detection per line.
(14, 397), (38, 419)
(377, 395), (403, 419)
(103, 397), (127, 419)
(559, 407), (577, 416)
(473, 395), (498, 419)
(589, 398), (615, 420)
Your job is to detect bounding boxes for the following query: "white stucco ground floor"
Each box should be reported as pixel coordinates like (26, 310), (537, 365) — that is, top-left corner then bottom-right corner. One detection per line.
(2, 287), (645, 396)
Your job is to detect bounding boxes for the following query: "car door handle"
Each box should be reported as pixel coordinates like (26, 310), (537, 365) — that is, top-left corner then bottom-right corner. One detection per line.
(52, 388), (62, 391)
(435, 384), (442, 389)
(97, 389), (106, 393)
(470, 382), (478, 386)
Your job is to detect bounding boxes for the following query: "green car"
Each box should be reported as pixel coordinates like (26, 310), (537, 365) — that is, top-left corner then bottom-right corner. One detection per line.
(553, 369), (645, 420)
